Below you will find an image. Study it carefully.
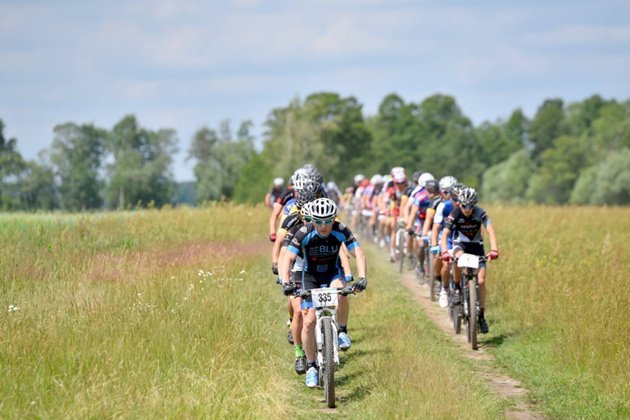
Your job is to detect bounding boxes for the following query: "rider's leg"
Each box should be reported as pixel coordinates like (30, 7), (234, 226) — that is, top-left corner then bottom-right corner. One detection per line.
(291, 297), (303, 347)
(477, 267), (487, 310)
(331, 278), (348, 326)
(301, 308), (317, 363)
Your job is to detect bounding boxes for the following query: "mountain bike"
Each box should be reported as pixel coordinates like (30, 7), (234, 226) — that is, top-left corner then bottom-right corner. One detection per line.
(456, 253), (488, 350)
(299, 284), (361, 408)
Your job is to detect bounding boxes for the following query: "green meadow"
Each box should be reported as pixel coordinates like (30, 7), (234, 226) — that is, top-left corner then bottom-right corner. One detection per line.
(0, 204), (627, 418)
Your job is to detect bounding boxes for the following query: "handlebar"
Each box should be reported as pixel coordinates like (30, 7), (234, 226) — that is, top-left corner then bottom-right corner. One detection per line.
(298, 285), (360, 299)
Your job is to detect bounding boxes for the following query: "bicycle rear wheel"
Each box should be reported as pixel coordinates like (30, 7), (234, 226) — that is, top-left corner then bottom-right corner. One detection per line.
(322, 318), (336, 408)
(468, 279), (478, 350)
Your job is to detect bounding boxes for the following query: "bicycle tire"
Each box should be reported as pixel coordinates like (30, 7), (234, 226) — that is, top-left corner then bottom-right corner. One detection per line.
(322, 318), (336, 408)
(451, 302), (462, 334)
(468, 279), (478, 350)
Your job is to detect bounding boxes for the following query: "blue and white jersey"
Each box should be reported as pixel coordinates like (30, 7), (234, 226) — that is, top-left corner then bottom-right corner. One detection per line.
(288, 221), (359, 277)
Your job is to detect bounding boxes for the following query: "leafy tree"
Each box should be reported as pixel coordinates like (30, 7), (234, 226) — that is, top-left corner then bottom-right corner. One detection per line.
(190, 120), (255, 202)
(20, 158), (56, 210)
(528, 98), (568, 161)
(105, 115), (177, 208)
(481, 150), (536, 203)
(50, 122), (107, 211)
(590, 149), (630, 205)
(526, 135), (590, 204)
(0, 119), (27, 209)
(569, 166), (598, 205)
(415, 94), (480, 185)
(232, 152), (273, 204)
(475, 109), (529, 170)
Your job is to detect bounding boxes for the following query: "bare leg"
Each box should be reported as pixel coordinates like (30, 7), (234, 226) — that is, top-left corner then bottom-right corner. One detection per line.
(302, 309), (317, 363)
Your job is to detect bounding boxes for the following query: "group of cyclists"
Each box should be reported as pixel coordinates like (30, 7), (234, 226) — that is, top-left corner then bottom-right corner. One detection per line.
(267, 165), (367, 389)
(266, 164), (498, 388)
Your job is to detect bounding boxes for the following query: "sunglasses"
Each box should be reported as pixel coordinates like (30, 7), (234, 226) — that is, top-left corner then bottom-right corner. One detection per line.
(314, 218), (334, 225)
(461, 204), (474, 209)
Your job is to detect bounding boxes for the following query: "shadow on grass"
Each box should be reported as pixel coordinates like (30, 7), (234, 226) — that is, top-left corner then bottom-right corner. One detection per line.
(480, 329), (521, 350)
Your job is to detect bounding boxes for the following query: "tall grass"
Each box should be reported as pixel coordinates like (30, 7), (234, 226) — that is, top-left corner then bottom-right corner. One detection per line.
(0, 204), (505, 418)
(484, 205), (629, 417)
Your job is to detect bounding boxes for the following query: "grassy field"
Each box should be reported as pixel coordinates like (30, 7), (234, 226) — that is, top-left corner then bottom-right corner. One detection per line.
(0, 204), (627, 418)
(1, 204), (504, 418)
(483, 204), (629, 418)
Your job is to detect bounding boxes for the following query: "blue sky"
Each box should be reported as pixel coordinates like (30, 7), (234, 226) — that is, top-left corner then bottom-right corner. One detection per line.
(1, 0), (628, 181)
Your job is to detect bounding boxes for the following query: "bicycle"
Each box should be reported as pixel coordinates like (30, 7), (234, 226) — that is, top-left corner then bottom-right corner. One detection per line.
(455, 254), (488, 350)
(299, 284), (362, 408)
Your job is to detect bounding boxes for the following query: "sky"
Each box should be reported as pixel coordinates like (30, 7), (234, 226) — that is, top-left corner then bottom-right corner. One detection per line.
(1, 0), (629, 182)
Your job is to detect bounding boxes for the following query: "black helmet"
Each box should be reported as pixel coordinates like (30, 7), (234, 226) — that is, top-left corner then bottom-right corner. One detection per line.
(295, 189), (316, 209)
(425, 179), (439, 194)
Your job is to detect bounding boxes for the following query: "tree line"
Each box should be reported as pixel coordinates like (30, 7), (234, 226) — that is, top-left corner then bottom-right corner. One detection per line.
(1, 93), (628, 211)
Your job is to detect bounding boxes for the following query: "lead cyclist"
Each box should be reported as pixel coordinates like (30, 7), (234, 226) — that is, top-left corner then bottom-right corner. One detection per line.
(280, 198), (367, 388)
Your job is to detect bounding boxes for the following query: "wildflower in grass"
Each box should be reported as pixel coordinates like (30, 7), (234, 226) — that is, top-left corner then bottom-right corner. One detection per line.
(8, 304), (19, 312)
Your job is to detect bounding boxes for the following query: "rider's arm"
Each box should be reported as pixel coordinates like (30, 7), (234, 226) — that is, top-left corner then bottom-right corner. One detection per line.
(346, 246), (367, 278)
(421, 208), (435, 237)
(280, 251), (297, 285)
(272, 230), (285, 265)
(339, 243), (352, 278)
(431, 221), (440, 247)
(484, 220), (498, 252)
(440, 227), (451, 252)
(268, 203), (282, 236)
(406, 204), (418, 231)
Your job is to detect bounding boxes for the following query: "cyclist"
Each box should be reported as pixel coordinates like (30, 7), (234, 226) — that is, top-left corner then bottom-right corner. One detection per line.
(381, 167), (408, 262)
(276, 198), (314, 374)
(280, 197), (367, 388)
(440, 188), (499, 333)
(404, 173), (435, 276)
(265, 177), (286, 208)
(430, 175), (458, 308)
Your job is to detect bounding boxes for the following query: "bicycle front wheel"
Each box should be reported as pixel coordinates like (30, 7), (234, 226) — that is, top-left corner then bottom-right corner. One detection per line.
(322, 318), (336, 408)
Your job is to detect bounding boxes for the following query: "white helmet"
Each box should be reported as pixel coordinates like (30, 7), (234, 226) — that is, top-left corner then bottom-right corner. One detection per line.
(300, 200), (313, 219)
(370, 174), (383, 185)
(418, 172), (435, 187)
(353, 174), (365, 185)
(309, 197), (337, 220)
(273, 177), (284, 187)
(438, 176), (457, 193)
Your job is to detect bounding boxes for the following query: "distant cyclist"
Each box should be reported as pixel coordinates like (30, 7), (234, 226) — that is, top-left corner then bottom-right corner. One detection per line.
(280, 198), (367, 388)
(440, 188), (499, 333)
(265, 177), (286, 208)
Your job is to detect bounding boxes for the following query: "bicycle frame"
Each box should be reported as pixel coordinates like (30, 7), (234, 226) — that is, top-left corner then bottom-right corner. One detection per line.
(456, 253), (488, 349)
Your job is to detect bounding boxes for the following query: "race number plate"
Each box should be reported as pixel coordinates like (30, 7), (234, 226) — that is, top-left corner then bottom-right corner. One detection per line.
(311, 287), (339, 308)
(457, 253), (480, 269)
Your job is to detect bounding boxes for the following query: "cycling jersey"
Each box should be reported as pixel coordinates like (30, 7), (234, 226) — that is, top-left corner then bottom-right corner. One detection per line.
(288, 221), (359, 285)
(434, 199), (454, 249)
(282, 215), (307, 280)
(411, 187), (430, 220)
(444, 206), (491, 245)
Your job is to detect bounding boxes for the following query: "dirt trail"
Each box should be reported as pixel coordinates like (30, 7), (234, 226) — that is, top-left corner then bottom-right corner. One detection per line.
(400, 272), (545, 419)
